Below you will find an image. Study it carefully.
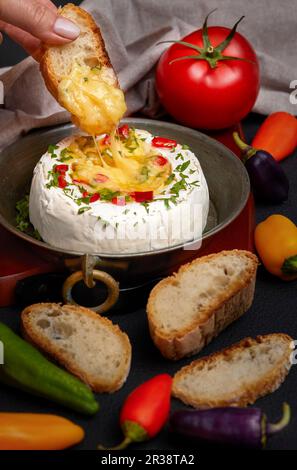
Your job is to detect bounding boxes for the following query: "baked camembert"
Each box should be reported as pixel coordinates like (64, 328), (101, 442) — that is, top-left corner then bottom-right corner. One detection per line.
(29, 127), (209, 253)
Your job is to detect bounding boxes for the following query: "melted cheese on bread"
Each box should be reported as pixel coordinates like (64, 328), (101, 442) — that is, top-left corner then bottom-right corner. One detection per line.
(58, 63), (127, 135)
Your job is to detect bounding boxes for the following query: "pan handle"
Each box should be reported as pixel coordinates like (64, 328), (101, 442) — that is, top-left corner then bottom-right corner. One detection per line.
(62, 254), (120, 314)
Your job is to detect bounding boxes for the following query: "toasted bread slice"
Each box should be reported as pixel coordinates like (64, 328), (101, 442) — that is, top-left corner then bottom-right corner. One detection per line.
(172, 334), (293, 408)
(147, 250), (258, 360)
(39, 4), (126, 134)
(21, 303), (131, 393)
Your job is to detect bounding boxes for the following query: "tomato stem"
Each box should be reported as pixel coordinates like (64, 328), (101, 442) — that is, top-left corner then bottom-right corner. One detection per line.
(161, 12), (255, 69)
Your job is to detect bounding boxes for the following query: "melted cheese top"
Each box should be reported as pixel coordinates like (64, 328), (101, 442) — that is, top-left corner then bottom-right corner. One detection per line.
(67, 131), (172, 194)
(58, 63), (127, 135)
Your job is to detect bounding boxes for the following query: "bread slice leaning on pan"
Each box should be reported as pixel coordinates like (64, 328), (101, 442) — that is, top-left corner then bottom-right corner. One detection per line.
(147, 250), (258, 360)
(39, 3), (126, 134)
(21, 303), (132, 393)
(172, 333), (293, 408)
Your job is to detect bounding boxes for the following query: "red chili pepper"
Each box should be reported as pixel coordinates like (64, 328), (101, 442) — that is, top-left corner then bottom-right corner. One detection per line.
(98, 374), (172, 450)
(252, 112), (297, 162)
(112, 195), (126, 206)
(118, 124), (130, 139)
(101, 135), (111, 146)
(95, 173), (109, 183)
(55, 164), (69, 174)
(152, 136), (177, 149)
(58, 175), (67, 189)
(89, 193), (100, 203)
(154, 155), (168, 166)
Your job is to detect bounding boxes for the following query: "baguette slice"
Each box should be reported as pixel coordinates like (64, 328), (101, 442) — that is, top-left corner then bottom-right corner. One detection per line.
(21, 303), (131, 393)
(39, 3), (126, 134)
(173, 334), (293, 408)
(147, 250), (258, 360)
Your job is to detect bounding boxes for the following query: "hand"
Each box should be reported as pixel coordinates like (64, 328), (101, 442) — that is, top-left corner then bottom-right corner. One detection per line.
(0, 0), (80, 60)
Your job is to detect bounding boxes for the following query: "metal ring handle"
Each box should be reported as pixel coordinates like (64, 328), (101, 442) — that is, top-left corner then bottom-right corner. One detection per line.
(62, 269), (120, 314)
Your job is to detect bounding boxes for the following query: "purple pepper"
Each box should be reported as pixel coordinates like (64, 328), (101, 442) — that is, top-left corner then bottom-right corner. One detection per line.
(233, 132), (289, 203)
(170, 403), (290, 448)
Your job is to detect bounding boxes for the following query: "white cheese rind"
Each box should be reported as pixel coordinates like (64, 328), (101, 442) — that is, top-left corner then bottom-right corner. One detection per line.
(29, 130), (209, 254)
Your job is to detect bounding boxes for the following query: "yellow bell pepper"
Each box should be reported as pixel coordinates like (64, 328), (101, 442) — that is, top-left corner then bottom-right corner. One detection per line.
(255, 214), (297, 280)
(0, 413), (84, 450)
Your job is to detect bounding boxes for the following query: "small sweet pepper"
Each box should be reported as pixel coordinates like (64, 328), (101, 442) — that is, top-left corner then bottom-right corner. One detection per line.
(0, 413), (84, 450)
(255, 214), (297, 280)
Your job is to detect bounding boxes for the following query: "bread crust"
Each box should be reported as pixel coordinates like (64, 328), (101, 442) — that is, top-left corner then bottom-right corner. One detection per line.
(172, 334), (293, 408)
(21, 303), (132, 393)
(147, 250), (258, 360)
(39, 3), (117, 104)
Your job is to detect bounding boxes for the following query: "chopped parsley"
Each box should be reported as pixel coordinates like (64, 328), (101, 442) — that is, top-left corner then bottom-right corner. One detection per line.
(176, 160), (190, 172)
(78, 206), (91, 215)
(15, 195), (42, 240)
(48, 144), (58, 159)
(46, 168), (59, 189)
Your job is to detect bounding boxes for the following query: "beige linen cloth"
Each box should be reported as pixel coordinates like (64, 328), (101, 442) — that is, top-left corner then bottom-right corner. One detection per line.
(0, 0), (297, 151)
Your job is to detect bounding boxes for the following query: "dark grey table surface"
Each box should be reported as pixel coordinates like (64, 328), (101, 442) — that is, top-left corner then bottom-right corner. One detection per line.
(0, 113), (296, 451)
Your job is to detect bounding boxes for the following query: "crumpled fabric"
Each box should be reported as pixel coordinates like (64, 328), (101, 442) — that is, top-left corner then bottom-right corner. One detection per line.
(0, 0), (296, 150)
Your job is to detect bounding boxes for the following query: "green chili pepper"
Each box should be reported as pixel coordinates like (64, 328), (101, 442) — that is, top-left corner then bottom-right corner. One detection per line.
(0, 322), (99, 415)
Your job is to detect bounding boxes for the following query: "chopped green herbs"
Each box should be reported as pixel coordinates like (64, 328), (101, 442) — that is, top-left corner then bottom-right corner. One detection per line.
(176, 160), (190, 172)
(15, 195), (42, 240)
(46, 169), (59, 189)
(47, 144), (58, 158)
(78, 206), (91, 215)
(141, 201), (150, 213)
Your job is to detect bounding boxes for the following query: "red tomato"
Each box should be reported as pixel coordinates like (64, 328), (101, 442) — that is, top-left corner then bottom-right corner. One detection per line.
(156, 16), (260, 130)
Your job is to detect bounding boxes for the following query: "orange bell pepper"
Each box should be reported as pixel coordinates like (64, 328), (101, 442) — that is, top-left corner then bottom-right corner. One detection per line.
(255, 215), (297, 280)
(252, 112), (297, 162)
(0, 413), (84, 450)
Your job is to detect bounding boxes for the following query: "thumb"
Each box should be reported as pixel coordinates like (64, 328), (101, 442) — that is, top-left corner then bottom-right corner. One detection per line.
(0, 0), (80, 44)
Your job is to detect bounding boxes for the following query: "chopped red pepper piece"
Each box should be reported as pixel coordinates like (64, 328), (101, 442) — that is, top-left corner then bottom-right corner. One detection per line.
(55, 164), (69, 174)
(154, 155), (168, 166)
(112, 195), (126, 206)
(90, 193), (100, 203)
(101, 135), (111, 146)
(131, 191), (154, 202)
(152, 137), (177, 149)
(82, 191), (89, 198)
(58, 175), (67, 189)
(118, 124), (130, 139)
(95, 174), (109, 183)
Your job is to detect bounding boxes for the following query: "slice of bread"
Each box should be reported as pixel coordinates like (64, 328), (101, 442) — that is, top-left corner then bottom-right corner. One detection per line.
(173, 334), (293, 408)
(147, 250), (258, 360)
(40, 3), (118, 102)
(21, 303), (131, 393)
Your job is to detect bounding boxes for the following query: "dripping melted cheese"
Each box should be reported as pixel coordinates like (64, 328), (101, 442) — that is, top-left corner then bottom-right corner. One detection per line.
(65, 131), (172, 195)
